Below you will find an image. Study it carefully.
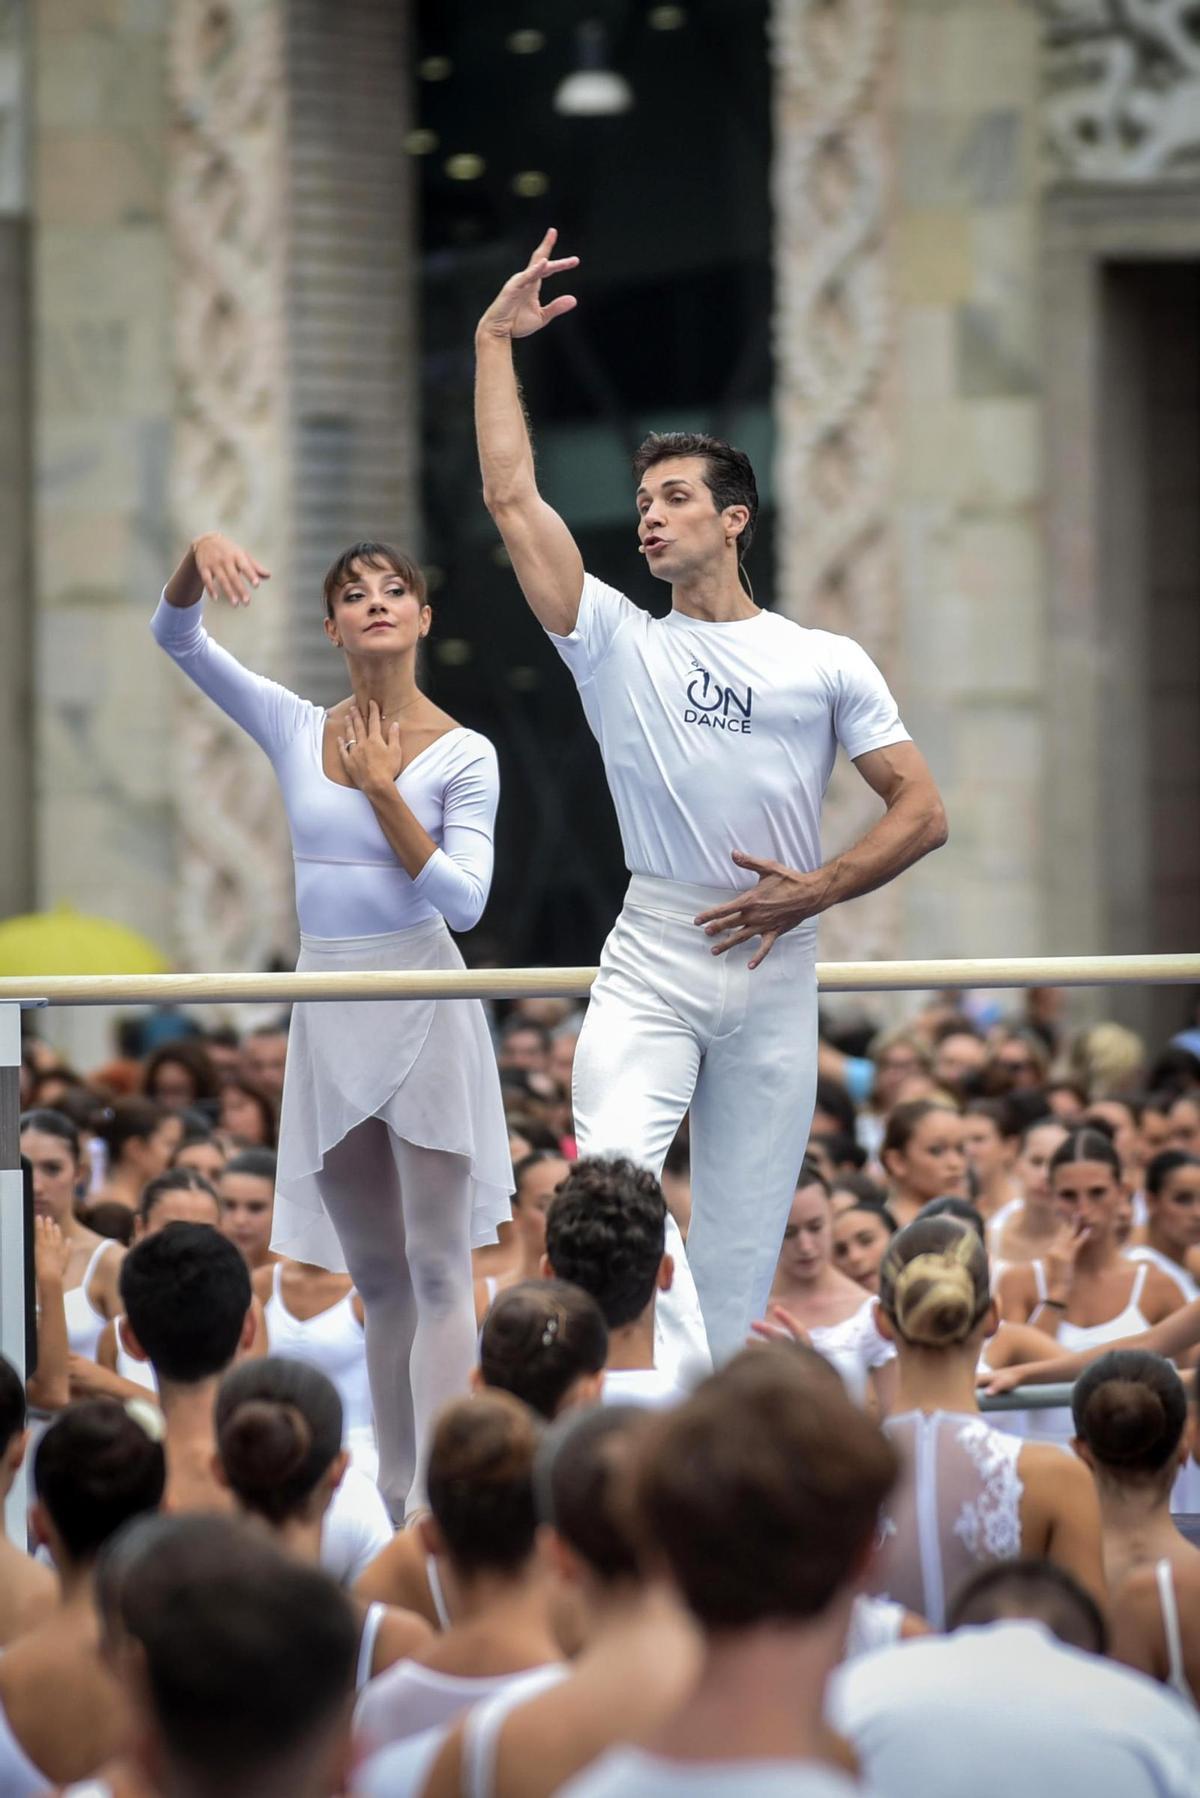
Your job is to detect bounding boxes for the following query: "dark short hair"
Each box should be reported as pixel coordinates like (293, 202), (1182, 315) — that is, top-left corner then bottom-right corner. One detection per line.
(632, 432), (759, 562)
(216, 1357), (344, 1525)
(94, 1097), (167, 1162)
(120, 1223), (251, 1383)
(1049, 1127), (1122, 1182)
(544, 1157), (667, 1330)
(34, 1399), (165, 1562)
(480, 1279), (608, 1420)
(512, 1149), (567, 1210)
(143, 1039), (220, 1105)
(1145, 1149), (1200, 1198)
(106, 1515), (358, 1786)
(948, 1559), (1107, 1654)
(535, 1404), (654, 1583)
(222, 1147), (278, 1184)
(0, 1353), (25, 1455)
(426, 1393), (542, 1577)
(321, 541), (427, 619)
(635, 1345), (896, 1628)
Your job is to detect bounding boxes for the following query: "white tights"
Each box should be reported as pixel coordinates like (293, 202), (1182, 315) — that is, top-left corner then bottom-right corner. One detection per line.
(313, 1118), (476, 1521)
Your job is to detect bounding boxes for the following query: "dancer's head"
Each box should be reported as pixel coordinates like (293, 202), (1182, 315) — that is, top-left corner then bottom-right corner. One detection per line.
(136, 1167), (221, 1239)
(535, 1404), (658, 1632)
(99, 1514), (358, 1798)
(543, 1157), (672, 1332)
(775, 1161), (836, 1290)
(215, 1357), (346, 1528)
(877, 1215), (993, 1354)
(96, 1097), (183, 1185)
(1014, 1117), (1070, 1211)
(1048, 1128), (1125, 1246)
(218, 1149), (277, 1267)
(120, 1222), (254, 1387)
(948, 1560), (1106, 1654)
(32, 1398), (165, 1572)
(1072, 1349), (1190, 1496)
(20, 1107), (84, 1227)
(832, 1197), (897, 1295)
(632, 1344), (897, 1634)
(322, 541), (431, 665)
(511, 1151), (569, 1263)
(1144, 1151), (1200, 1260)
(421, 1392), (542, 1585)
(632, 432), (758, 590)
(882, 1100), (967, 1204)
(478, 1279), (608, 1419)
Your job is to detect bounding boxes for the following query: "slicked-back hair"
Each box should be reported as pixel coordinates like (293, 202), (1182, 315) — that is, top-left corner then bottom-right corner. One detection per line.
(322, 541), (427, 619)
(544, 1157), (667, 1330)
(632, 432), (758, 563)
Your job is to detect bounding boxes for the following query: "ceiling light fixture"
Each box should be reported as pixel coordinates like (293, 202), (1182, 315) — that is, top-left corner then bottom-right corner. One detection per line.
(507, 28), (546, 53)
(553, 21), (633, 117)
(512, 170), (550, 197)
(445, 153), (485, 181)
(648, 4), (687, 28)
(403, 129), (438, 156)
(419, 55), (452, 81)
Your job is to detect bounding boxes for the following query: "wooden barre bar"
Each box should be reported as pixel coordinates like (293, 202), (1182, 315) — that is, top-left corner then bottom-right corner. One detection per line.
(0, 953), (1196, 1007)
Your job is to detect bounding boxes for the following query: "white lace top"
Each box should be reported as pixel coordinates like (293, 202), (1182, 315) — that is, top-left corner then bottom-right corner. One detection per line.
(809, 1298), (895, 1406)
(870, 1409), (1025, 1628)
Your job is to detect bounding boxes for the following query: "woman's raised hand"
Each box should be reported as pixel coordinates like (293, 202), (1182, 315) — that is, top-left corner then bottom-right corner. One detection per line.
(337, 701), (404, 797)
(749, 1303), (814, 1349)
(477, 228), (579, 341)
(34, 1215), (70, 1289)
(192, 532), (271, 607)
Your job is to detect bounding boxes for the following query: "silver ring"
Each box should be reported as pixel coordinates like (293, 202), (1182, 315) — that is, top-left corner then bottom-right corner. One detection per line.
(344, 738), (356, 748)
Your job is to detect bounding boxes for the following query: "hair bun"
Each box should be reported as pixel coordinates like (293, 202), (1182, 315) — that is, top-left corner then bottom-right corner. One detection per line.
(1082, 1379), (1168, 1466)
(218, 1399), (310, 1495)
(893, 1251), (976, 1346)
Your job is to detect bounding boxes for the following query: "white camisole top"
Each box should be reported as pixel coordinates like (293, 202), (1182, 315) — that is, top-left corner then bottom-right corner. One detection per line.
(151, 594), (498, 937)
(263, 1266), (374, 1445)
(62, 1240), (118, 1362)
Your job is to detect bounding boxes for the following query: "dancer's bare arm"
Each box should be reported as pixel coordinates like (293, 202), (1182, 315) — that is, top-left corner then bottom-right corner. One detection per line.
(697, 742), (948, 967)
(164, 532), (271, 608)
(476, 229), (585, 634)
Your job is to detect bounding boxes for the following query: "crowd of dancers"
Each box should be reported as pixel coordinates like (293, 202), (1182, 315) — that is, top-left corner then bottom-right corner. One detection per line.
(2, 236), (1199, 1793)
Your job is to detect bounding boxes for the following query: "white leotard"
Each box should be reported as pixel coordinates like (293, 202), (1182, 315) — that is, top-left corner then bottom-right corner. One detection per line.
(1155, 1559), (1196, 1708)
(601, 1367), (688, 1409)
(151, 594), (498, 936)
(354, 1658), (559, 1757)
(0, 1702), (48, 1796)
(1055, 1262), (1153, 1351)
(808, 1298), (895, 1407)
(357, 1601), (388, 1693)
(1126, 1246), (1198, 1304)
(115, 1317), (157, 1392)
(320, 1463), (393, 1587)
(872, 1409), (1026, 1629)
(264, 1266), (376, 1475)
(62, 1240), (118, 1362)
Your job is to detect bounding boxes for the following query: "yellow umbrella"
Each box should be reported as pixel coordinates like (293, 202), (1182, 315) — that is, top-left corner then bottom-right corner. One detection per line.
(0, 904), (170, 976)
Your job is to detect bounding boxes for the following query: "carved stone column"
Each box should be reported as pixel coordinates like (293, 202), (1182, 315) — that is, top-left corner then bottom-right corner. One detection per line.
(769, 0), (901, 968)
(166, 0), (294, 979)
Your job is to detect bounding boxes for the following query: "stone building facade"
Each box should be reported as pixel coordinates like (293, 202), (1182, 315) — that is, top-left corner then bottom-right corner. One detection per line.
(2, 0), (1197, 1053)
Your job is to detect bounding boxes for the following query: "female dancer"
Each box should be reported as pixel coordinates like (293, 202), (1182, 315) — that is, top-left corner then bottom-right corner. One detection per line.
(832, 1196), (897, 1295)
(756, 1162), (896, 1411)
(214, 1356), (429, 1688)
(997, 1130), (1183, 1357)
(1126, 1151), (1200, 1303)
(20, 1110), (124, 1364)
(474, 1151), (569, 1324)
(880, 1099), (967, 1229)
(90, 1100), (182, 1214)
(867, 1215), (1104, 1627)
(256, 1257), (376, 1480)
(353, 1394), (560, 1756)
(1072, 1351), (1200, 1704)
(988, 1116), (1068, 1274)
(153, 533), (511, 1520)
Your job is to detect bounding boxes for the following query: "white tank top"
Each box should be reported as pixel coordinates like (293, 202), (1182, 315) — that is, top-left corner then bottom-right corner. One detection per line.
(62, 1240), (117, 1361)
(873, 1409), (1025, 1629)
(357, 1601), (387, 1693)
(1125, 1246), (1198, 1305)
(115, 1317), (157, 1392)
(1155, 1560), (1196, 1707)
(264, 1266), (375, 1451)
(0, 1701), (48, 1797)
(1055, 1263), (1152, 1352)
(460, 1663), (571, 1798)
(808, 1298), (895, 1407)
(354, 1659), (557, 1756)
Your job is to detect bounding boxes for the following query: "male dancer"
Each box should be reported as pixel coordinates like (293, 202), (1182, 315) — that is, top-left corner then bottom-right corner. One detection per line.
(475, 231), (947, 1360)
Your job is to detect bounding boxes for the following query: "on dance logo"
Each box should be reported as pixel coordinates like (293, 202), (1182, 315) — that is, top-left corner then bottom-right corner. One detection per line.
(683, 662), (753, 734)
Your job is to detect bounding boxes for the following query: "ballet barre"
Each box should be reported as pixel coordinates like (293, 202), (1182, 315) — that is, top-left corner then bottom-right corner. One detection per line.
(0, 950), (1197, 1007)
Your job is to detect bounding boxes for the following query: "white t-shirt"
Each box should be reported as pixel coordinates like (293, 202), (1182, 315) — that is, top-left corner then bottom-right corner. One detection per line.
(562, 1748), (869, 1797)
(547, 575), (909, 896)
(828, 1620), (1200, 1798)
(602, 1367), (688, 1409)
(320, 1463), (393, 1586)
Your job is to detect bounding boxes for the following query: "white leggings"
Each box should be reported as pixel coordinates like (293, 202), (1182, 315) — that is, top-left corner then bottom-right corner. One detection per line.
(313, 1118), (476, 1521)
(573, 876), (819, 1362)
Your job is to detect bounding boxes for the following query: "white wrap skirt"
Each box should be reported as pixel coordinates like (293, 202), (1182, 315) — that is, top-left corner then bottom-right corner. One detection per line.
(271, 920), (513, 1271)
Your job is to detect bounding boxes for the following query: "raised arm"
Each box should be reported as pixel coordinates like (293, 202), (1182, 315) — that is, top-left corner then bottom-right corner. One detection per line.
(475, 229), (586, 635)
(154, 533), (310, 757)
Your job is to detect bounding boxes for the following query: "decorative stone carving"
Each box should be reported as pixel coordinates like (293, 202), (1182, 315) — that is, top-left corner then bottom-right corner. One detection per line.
(769, 0), (900, 968)
(1042, 0), (1200, 180)
(165, 0), (295, 982)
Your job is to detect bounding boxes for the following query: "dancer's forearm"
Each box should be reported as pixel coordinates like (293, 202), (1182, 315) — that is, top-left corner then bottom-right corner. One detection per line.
(475, 331), (538, 514)
(814, 776), (947, 912)
(164, 544), (204, 608)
